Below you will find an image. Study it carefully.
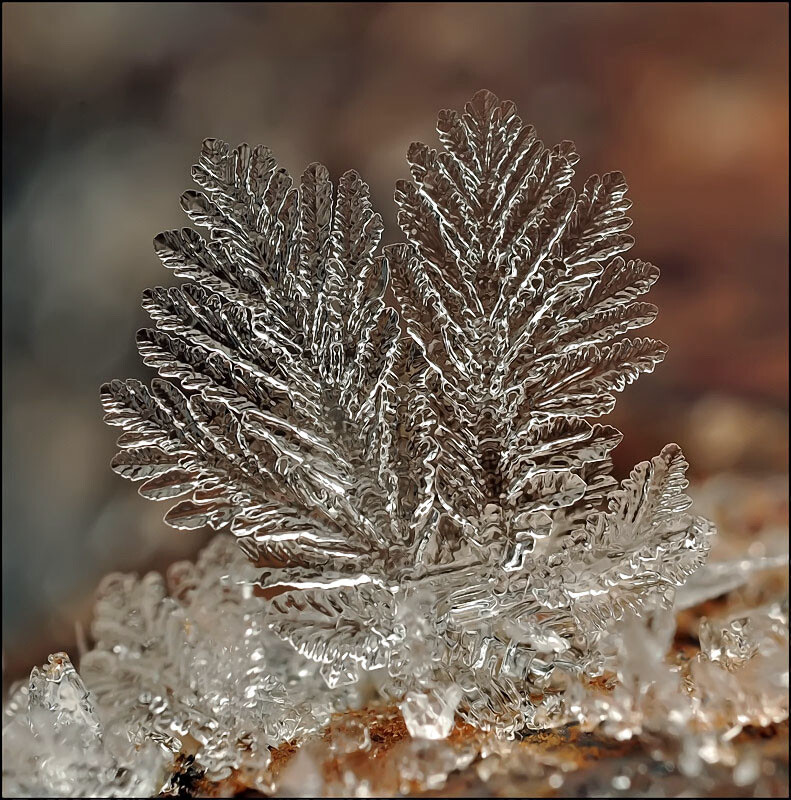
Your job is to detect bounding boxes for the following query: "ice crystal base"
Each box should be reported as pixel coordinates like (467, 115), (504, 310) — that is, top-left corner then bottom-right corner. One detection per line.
(2, 531), (787, 797)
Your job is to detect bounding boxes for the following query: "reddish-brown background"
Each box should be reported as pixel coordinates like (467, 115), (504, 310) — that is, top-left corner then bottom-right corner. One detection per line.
(2, 3), (788, 682)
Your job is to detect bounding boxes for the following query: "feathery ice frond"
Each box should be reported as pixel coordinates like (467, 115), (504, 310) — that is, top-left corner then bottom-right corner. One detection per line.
(387, 90), (666, 559)
(379, 91), (711, 731)
(102, 141), (401, 585)
(100, 94), (714, 736)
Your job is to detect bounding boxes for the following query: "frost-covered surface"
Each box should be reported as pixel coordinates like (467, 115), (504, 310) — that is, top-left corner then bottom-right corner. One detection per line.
(2, 92), (788, 796)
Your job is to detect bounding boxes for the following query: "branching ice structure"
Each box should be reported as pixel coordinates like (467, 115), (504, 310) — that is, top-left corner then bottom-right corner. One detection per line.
(3, 91), (787, 797)
(4, 537), (364, 796)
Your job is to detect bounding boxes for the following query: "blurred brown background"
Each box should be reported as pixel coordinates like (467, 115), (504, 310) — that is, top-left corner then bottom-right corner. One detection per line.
(2, 3), (788, 682)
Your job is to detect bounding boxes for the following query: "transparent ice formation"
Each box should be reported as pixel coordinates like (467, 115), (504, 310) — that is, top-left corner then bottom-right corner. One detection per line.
(2, 536), (787, 796)
(3, 91), (787, 797)
(2, 653), (166, 798)
(96, 89), (715, 732)
(400, 684), (463, 740)
(3, 537), (362, 796)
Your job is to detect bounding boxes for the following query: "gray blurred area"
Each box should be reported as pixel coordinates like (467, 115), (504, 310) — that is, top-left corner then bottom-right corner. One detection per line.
(2, 3), (788, 680)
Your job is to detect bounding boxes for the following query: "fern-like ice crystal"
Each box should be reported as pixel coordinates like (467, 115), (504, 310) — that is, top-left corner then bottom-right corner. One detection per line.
(100, 91), (714, 733)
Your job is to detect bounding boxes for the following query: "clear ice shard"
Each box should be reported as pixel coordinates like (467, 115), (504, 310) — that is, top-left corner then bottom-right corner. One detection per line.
(690, 598), (789, 733)
(698, 599), (788, 672)
(2, 654), (166, 798)
(400, 684), (463, 740)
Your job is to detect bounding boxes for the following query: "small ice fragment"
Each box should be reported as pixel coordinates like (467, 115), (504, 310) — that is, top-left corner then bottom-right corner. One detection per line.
(27, 652), (103, 743)
(674, 554), (788, 610)
(400, 684), (462, 740)
(612, 774), (631, 790)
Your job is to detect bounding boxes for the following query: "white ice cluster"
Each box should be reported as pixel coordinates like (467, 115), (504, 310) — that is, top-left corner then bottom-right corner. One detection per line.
(2, 533), (787, 797)
(3, 537), (363, 796)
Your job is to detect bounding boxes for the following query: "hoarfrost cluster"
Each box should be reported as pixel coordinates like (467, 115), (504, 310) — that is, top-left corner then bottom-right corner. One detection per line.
(3, 91), (788, 797)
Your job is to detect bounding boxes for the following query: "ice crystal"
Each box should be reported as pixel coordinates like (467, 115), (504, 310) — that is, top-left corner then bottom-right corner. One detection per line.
(400, 684), (463, 740)
(3, 537), (361, 796)
(2, 653), (166, 797)
(79, 536), (361, 784)
(10, 91), (785, 798)
(96, 90), (716, 733)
